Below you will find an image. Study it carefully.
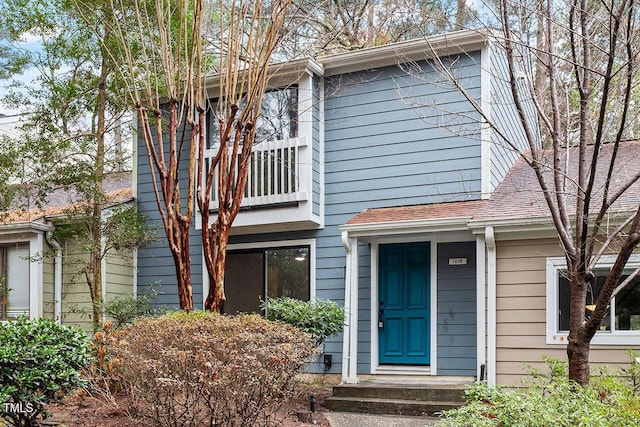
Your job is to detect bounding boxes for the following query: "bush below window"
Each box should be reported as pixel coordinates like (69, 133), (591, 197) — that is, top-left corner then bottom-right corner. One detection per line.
(262, 297), (345, 345)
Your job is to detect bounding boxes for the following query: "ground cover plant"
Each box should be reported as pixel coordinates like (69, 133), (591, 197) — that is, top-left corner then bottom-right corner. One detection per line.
(0, 317), (93, 427)
(101, 311), (317, 427)
(439, 356), (640, 426)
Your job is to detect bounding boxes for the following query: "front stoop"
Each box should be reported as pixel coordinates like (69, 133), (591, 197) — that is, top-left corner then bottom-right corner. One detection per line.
(325, 380), (470, 417)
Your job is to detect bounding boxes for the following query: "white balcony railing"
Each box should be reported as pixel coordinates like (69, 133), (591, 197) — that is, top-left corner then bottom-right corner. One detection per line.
(205, 136), (309, 208)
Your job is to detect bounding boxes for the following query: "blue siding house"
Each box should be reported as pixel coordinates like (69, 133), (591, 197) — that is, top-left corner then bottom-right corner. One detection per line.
(135, 29), (531, 384)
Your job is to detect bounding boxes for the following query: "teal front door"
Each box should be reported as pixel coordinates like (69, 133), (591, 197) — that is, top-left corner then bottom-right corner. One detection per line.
(378, 242), (431, 365)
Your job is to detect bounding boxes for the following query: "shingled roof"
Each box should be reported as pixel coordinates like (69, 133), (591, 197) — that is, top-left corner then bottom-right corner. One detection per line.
(344, 141), (640, 228)
(0, 172), (133, 224)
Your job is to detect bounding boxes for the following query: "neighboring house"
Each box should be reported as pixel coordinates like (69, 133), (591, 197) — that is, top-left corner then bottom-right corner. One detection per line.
(135, 29), (640, 386)
(0, 172), (134, 332)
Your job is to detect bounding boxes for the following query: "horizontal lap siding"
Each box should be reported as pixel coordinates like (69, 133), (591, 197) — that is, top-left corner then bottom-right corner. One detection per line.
(42, 242), (54, 320)
(105, 249), (134, 300)
(136, 53), (485, 375)
(60, 239), (93, 332)
(323, 55), (483, 375)
(136, 123), (203, 309)
(438, 242), (477, 375)
(312, 75), (322, 217)
(495, 238), (640, 386)
(489, 45), (530, 191)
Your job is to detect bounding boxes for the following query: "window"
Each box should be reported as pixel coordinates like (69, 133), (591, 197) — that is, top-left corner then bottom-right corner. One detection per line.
(223, 244), (310, 314)
(547, 256), (640, 344)
(208, 86), (298, 148)
(0, 244), (30, 320)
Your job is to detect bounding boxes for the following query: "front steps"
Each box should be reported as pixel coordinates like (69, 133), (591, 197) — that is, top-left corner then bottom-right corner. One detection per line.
(325, 377), (471, 417)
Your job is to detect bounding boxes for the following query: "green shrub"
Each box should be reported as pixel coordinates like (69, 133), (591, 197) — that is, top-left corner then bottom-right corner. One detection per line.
(106, 312), (316, 427)
(0, 317), (93, 427)
(104, 291), (161, 329)
(439, 357), (640, 427)
(261, 297), (345, 344)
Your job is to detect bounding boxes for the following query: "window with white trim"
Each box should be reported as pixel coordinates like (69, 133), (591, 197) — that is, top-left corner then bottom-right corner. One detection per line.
(207, 86), (299, 148)
(546, 255), (640, 345)
(223, 245), (310, 314)
(0, 244), (30, 320)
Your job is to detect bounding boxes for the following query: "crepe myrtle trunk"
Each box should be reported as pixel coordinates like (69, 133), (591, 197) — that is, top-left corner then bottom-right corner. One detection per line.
(172, 221), (194, 312)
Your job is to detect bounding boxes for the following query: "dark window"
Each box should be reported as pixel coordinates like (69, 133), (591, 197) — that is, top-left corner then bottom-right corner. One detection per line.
(558, 268), (640, 332)
(208, 86), (298, 148)
(223, 245), (310, 314)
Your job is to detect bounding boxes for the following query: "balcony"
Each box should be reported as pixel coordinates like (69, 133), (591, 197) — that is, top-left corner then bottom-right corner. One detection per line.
(203, 136), (322, 233)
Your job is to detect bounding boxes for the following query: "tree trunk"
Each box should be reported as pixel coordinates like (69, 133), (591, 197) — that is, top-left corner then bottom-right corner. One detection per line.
(567, 333), (590, 385)
(204, 224), (229, 312)
(173, 222), (193, 312)
(90, 26), (109, 331)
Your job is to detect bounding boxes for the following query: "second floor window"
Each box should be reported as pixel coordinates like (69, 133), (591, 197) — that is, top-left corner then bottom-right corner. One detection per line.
(208, 86), (298, 148)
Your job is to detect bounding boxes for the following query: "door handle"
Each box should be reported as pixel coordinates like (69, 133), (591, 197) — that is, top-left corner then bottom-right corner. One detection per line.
(378, 308), (384, 328)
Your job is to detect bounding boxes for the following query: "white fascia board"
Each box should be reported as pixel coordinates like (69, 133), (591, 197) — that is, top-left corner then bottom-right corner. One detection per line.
(339, 217), (473, 238)
(0, 221), (53, 235)
(319, 29), (488, 76)
(204, 58), (324, 96)
(469, 210), (638, 240)
(469, 217), (555, 238)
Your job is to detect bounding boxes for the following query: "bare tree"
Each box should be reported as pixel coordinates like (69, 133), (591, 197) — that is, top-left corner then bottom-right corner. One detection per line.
(198, 0), (294, 312)
(419, 0), (640, 384)
(498, 0), (640, 385)
(101, 0), (295, 312)
(286, 0), (470, 56)
(102, 0), (205, 311)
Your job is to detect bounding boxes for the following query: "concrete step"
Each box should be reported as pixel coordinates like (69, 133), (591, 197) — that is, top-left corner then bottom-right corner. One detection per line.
(331, 383), (467, 403)
(325, 396), (463, 417)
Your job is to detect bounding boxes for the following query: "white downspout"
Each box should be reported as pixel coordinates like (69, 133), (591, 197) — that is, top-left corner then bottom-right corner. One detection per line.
(341, 230), (352, 383)
(476, 235), (486, 381)
(341, 230), (360, 384)
(46, 231), (63, 324)
(485, 226), (497, 385)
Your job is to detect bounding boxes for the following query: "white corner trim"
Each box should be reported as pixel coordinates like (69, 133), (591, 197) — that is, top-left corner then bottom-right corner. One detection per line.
(485, 226), (496, 385)
(480, 43), (492, 199)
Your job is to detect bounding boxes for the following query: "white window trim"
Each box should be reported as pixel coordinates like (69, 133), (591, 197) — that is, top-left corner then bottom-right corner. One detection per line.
(196, 72), (322, 233)
(0, 233), (44, 320)
(546, 254), (640, 345)
(201, 238), (317, 310)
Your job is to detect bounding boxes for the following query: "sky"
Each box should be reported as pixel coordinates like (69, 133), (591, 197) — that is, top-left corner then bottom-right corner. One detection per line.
(0, 33), (43, 117)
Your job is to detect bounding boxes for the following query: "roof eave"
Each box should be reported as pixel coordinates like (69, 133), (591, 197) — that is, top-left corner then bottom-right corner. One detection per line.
(0, 219), (53, 234)
(203, 58), (324, 96)
(340, 216), (473, 238)
(319, 29), (488, 76)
